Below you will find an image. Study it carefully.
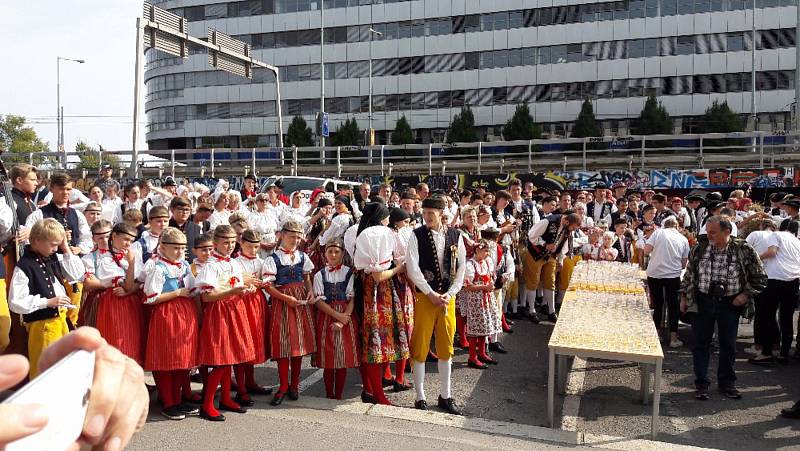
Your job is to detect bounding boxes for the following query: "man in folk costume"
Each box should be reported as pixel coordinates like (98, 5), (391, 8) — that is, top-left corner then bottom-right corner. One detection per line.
(525, 213), (583, 323)
(779, 198), (800, 237)
(406, 195), (466, 414)
(586, 184), (616, 224)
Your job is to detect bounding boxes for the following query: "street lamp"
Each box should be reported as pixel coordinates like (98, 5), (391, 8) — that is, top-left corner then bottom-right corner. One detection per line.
(368, 27), (382, 146)
(57, 56), (85, 168)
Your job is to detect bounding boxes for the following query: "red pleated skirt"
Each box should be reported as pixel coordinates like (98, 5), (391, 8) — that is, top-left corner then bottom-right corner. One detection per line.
(198, 295), (256, 366)
(95, 289), (145, 365)
(144, 296), (200, 371)
(270, 282), (316, 359)
(313, 301), (360, 369)
(241, 290), (269, 364)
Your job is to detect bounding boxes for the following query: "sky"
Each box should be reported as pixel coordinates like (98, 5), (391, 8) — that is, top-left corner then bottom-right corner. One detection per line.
(0, 0), (145, 152)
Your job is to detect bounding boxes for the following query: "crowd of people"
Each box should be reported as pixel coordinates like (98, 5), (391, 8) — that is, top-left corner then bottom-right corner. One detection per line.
(2, 161), (800, 429)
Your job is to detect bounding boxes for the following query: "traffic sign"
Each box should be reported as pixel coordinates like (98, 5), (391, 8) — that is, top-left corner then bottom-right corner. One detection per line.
(321, 112), (330, 137)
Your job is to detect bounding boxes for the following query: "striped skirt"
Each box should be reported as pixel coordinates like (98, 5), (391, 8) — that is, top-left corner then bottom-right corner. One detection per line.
(270, 282), (316, 359)
(198, 295), (256, 366)
(144, 296), (199, 371)
(241, 290), (269, 364)
(95, 288), (145, 365)
(313, 301), (360, 369)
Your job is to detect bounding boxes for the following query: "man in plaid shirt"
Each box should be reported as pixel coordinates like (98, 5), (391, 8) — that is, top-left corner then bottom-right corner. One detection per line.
(680, 216), (767, 401)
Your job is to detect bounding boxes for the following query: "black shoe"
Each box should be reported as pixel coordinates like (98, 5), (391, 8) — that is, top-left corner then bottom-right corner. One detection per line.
(478, 354), (498, 365)
(468, 359), (488, 369)
(177, 403), (200, 416)
(719, 386), (742, 399)
(488, 342), (508, 354)
(287, 390), (300, 401)
(182, 394), (202, 405)
(437, 396), (463, 416)
(361, 391), (376, 404)
(414, 399), (428, 410)
(247, 385), (273, 396)
(270, 391), (286, 406)
(404, 363), (411, 373)
(393, 380), (413, 392)
(528, 313), (540, 324)
(547, 313), (558, 323)
(234, 393), (255, 407)
(748, 355), (774, 366)
(190, 373), (203, 384)
(502, 326), (514, 334)
(382, 378), (394, 388)
(219, 403), (247, 414)
(161, 406), (186, 420)
(781, 401), (800, 418)
(426, 352), (439, 363)
(199, 409), (225, 422)
(695, 387), (710, 401)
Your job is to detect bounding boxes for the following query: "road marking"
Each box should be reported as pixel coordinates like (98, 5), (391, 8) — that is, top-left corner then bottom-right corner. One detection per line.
(560, 356), (586, 431)
(298, 368), (324, 393)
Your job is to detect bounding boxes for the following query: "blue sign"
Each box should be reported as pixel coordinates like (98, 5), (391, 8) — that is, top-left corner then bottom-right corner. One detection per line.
(321, 112), (330, 137)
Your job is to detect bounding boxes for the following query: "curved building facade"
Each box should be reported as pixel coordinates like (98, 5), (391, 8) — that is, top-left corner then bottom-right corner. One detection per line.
(144, 0), (798, 149)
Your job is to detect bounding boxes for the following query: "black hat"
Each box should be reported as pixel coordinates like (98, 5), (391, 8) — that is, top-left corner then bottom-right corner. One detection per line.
(421, 195), (446, 210)
(273, 180), (284, 189)
(317, 197), (332, 208)
(594, 183), (608, 190)
(361, 202), (390, 224)
(612, 182), (626, 189)
(163, 176), (177, 187)
(400, 191), (419, 201)
(706, 201), (724, 212)
(784, 199), (800, 209)
(770, 192), (787, 203)
(244, 174), (257, 181)
(706, 192), (723, 202)
(389, 207), (410, 224)
(685, 194), (704, 202)
(334, 195), (351, 205)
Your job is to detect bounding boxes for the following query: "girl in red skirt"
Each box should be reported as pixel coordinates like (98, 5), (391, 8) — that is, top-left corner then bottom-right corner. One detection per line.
(82, 222), (145, 364)
(263, 220), (316, 406)
(78, 219), (113, 327)
(232, 229), (272, 406)
(312, 238), (359, 400)
(142, 227), (199, 420)
(195, 225), (257, 421)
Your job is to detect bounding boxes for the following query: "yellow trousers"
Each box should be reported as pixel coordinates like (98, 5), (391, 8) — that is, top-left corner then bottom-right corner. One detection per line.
(0, 279), (9, 353)
(26, 309), (70, 378)
(523, 254), (557, 291)
(558, 255), (582, 292)
(410, 292), (456, 362)
(64, 282), (82, 327)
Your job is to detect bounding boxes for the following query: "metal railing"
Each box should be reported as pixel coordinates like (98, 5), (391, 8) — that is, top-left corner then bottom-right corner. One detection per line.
(12, 131), (800, 178)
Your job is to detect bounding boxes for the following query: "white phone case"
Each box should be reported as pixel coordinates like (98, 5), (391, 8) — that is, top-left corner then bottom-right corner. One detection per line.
(4, 349), (95, 451)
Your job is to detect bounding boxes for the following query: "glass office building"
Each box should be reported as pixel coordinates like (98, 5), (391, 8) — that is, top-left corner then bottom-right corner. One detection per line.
(145, 0), (798, 149)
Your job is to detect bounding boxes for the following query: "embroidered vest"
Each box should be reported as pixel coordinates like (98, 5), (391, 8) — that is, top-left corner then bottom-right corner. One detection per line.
(17, 246), (66, 323)
(412, 226), (461, 293)
(272, 253), (305, 286)
(322, 268), (353, 303)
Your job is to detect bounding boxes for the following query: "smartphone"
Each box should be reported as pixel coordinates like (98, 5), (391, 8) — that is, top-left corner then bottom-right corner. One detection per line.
(3, 350), (95, 451)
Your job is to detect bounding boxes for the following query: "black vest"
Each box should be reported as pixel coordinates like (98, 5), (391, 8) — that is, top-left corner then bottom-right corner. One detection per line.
(413, 226), (461, 293)
(540, 215), (563, 245)
(11, 187), (35, 225)
(40, 202), (81, 249)
(16, 246), (67, 324)
(612, 235), (630, 263)
(587, 201), (613, 221)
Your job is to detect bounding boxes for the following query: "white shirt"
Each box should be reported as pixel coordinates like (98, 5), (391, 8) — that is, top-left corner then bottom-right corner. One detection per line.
(141, 256), (190, 304)
(747, 231), (800, 281)
(247, 210), (279, 246)
(320, 213), (352, 247)
(406, 225), (467, 298)
(131, 231), (161, 271)
(196, 254), (246, 291)
(312, 266), (355, 302)
(207, 210), (231, 231)
(343, 224), (359, 260)
(43, 189), (91, 212)
(8, 253), (84, 314)
(101, 197), (122, 223)
(112, 199), (143, 225)
(645, 228), (690, 279)
(234, 254), (265, 280)
(81, 248), (143, 287)
(25, 205), (93, 255)
(262, 248), (314, 283)
(354, 226), (397, 274)
(392, 227), (412, 265)
(699, 221), (738, 237)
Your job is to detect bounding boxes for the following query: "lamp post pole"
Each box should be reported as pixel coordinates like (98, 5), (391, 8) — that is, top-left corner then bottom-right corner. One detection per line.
(56, 56), (85, 168)
(368, 28), (382, 146)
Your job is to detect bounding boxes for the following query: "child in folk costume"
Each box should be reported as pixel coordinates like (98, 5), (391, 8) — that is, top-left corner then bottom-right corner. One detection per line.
(187, 233), (213, 386)
(483, 228), (513, 353)
(462, 239), (502, 369)
(353, 202), (411, 406)
(455, 206), (480, 349)
(232, 230), (273, 406)
(142, 227), (200, 421)
(312, 238), (359, 400)
(132, 206), (170, 265)
(83, 222), (145, 364)
(263, 220), (317, 406)
(8, 219), (84, 378)
(76, 220), (112, 327)
(195, 225), (257, 421)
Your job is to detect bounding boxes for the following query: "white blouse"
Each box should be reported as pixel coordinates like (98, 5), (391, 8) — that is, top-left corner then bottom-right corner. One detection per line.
(207, 210), (231, 231)
(464, 258), (492, 285)
(319, 213), (353, 246)
(142, 257), (190, 304)
(392, 227), (412, 264)
(82, 248), (143, 287)
(195, 254), (246, 292)
(312, 266), (355, 302)
(247, 211), (279, 244)
(354, 226), (397, 274)
(262, 248), (314, 283)
(9, 253), (84, 314)
(234, 254), (265, 279)
(131, 231), (160, 270)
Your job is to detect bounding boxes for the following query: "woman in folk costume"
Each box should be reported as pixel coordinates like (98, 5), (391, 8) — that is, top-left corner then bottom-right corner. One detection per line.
(207, 190), (232, 232)
(383, 206), (414, 392)
(195, 225), (257, 421)
(319, 195), (355, 251)
(462, 239), (501, 369)
(81, 222), (145, 364)
(304, 197), (334, 270)
(142, 227), (200, 421)
(312, 238), (359, 400)
(247, 193), (279, 259)
(263, 220), (316, 406)
(353, 202), (411, 406)
(232, 229), (273, 406)
(455, 206), (480, 349)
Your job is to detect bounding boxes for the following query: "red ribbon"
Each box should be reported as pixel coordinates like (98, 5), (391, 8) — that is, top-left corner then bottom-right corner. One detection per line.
(228, 276), (240, 288)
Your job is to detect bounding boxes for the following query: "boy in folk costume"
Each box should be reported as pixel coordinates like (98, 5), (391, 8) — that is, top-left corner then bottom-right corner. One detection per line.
(406, 195), (466, 414)
(142, 227), (200, 421)
(232, 229), (273, 406)
(195, 225), (257, 421)
(462, 239), (501, 369)
(263, 220), (316, 406)
(8, 219), (84, 378)
(313, 238), (359, 400)
(132, 205), (170, 265)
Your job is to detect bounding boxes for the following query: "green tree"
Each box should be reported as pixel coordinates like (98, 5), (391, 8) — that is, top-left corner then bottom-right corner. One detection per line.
(391, 115), (414, 145)
(632, 96), (673, 135)
(502, 104), (542, 141)
(571, 99), (602, 138)
(75, 141), (121, 171)
(696, 100), (744, 133)
(0, 115), (50, 164)
(285, 115), (314, 147)
(331, 118), (361, 146)
(446, 107), (479, 144)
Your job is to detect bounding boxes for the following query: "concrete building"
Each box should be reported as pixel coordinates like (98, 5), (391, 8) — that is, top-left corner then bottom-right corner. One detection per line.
(144, 0), (798, 149)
